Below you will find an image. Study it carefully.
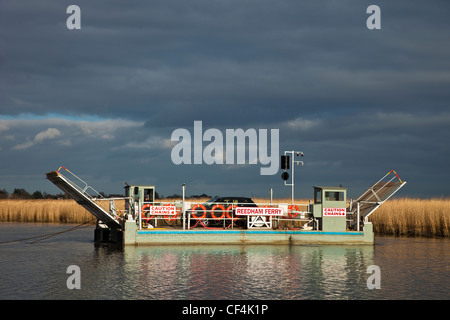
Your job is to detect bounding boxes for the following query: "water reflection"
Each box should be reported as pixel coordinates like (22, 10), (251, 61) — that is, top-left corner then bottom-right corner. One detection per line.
(101, 244), (377, 300)
(1, 223), (448, 300)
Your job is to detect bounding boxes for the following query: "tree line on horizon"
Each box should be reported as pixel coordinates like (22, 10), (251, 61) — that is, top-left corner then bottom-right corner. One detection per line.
(0, 188), (211, 200)
(0, 188), (71, 200)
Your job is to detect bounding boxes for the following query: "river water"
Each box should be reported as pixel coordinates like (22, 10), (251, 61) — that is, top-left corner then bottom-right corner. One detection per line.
(0, 222), (448, 300)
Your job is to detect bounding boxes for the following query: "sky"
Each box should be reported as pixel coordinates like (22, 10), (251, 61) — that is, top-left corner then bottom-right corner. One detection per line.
(1, 0), (449, 200)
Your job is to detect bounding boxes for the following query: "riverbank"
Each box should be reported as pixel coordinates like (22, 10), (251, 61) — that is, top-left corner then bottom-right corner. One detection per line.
(0, 197), (448, 237)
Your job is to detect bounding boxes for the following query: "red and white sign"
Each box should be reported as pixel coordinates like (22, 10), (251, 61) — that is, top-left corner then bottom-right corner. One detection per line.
(235, 207), (284, 216)
(322, 207), (346, 217)
(149, 205), (177, 215)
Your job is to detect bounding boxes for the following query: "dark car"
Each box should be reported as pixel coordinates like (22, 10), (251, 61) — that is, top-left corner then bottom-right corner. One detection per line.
(188, 196), (258, 227)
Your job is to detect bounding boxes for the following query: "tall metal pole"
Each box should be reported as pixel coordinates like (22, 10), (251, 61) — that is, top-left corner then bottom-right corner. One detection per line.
(291, 151), (294, 205)
(283, 150), (304, 205)
(182, 183), (186, 230)
(138, 201), (142, 230)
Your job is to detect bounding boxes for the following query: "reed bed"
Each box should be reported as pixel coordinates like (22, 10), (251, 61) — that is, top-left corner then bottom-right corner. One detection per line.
(1, 197), (449, 237)
(369, 197), (450, 237)
(0, 199), (96, 224)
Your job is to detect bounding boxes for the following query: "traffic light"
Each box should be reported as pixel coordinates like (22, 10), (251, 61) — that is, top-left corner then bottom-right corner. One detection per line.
(281, 155), (290, 170)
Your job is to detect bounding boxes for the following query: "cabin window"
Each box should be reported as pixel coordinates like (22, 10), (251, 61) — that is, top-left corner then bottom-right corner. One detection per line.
(324, 191), (344, 201)
(314, 189), (322, 204)
(144, 189), (154, 202)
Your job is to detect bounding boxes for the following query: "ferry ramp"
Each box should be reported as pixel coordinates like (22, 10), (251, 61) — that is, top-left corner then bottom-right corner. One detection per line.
(349, 170), (407, 219)
(46, 168), (121, 229)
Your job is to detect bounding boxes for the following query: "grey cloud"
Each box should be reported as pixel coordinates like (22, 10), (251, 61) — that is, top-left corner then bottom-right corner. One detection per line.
(12, 127), (61, 150)
(2, 0), (448, 120)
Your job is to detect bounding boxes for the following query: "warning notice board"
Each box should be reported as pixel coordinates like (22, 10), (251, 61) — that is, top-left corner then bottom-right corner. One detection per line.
(148, 205), (177, 215)
(322, 207), (346, 217)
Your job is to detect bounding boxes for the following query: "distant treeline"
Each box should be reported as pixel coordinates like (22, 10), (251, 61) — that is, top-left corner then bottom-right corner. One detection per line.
(0, 188), (68, 200)
(0, 188), (211, 200)
(164, 193), (211, 200)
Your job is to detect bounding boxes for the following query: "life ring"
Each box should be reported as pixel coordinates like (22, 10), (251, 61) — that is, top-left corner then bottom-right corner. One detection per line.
(141, 203), (153, 220)
(288, 205), (300, 218)
(163, 204), (179, 222)
(225, 204), (238, 222)
(211, 204), (226, 220)
(191, 204), (207, 220)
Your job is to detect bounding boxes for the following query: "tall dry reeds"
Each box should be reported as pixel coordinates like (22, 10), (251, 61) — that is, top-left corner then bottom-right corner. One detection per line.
(0, 199), (96, 224)
(370, 197), (450, 237)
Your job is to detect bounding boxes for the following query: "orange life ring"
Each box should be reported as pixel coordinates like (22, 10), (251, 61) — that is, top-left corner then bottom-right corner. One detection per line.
(211, 204), (226, 220)
(225, 204), (238, 222)
(141, 203), (153, 220)
(191, 204), (207, 220)
(288, 205), (300, 218)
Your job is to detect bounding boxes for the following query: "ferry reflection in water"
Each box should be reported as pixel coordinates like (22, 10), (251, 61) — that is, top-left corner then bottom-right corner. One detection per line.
(94, 244), (377, 300)
(1, 223), (448, 300)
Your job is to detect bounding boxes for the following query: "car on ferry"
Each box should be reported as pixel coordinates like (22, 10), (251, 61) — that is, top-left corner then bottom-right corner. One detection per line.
(188, 196), (258, 227)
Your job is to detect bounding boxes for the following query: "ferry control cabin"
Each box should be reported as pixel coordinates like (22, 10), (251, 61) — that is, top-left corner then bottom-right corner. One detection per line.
(310, 186), (347, 232)
(124, 184), (156, 210)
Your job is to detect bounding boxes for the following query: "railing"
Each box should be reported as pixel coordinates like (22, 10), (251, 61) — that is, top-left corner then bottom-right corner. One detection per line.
(354, 169), (404, 204)
(56, 167), (130, 221)
(57, 166), (103, 198)
(138, 201), (182, 229)
(347, 169), (407, 230)
(136, 201), (314, 230)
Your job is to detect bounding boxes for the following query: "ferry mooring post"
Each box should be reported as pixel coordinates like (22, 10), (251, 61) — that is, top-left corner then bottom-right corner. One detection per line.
(282, 150), (304, 205)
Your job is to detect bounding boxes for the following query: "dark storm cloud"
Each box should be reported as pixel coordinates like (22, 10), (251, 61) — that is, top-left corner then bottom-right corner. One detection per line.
(3, 0), (448, 122)
(1, 0), (450, 197)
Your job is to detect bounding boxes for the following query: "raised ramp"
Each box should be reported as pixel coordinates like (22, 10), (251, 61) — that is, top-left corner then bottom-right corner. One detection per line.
(46, 169), (121, 229)
(350, 170), (406, 219)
